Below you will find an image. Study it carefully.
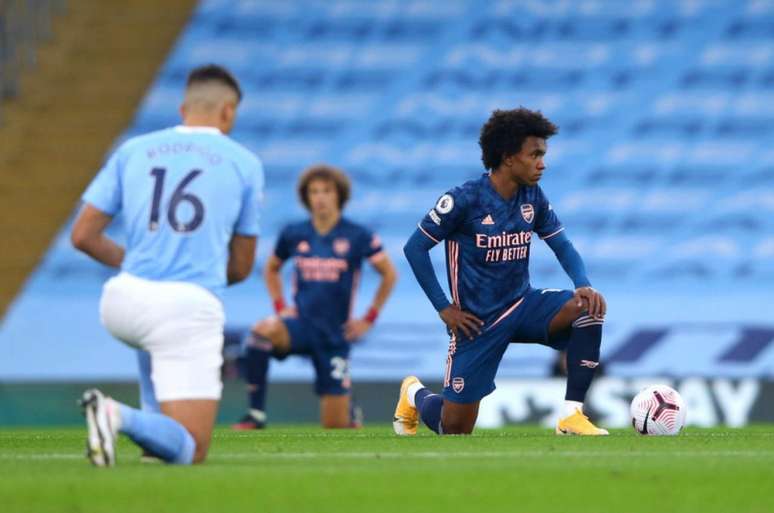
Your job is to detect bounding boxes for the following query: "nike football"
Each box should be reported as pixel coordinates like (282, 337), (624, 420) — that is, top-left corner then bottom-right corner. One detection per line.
(630, 385), (686, 436)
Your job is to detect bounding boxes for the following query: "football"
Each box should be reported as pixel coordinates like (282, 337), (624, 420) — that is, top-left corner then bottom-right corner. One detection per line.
(630, 385), (687, 436)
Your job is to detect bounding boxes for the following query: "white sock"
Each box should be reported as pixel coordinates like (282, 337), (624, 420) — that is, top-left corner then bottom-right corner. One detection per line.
(407, 382), (424, 408)
(564, 400), (584, 417)
(107, 398), (122, 433)
(249, 409), (267, 422)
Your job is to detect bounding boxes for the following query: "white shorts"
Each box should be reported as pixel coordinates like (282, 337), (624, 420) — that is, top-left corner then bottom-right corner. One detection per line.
(100, 272), (225, 401)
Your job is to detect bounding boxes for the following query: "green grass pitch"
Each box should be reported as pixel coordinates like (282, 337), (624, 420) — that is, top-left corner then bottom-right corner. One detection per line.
(1, 425), (772, 513)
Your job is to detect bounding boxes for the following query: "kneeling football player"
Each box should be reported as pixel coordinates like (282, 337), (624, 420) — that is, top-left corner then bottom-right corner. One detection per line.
(396, 108), (608, 436)
(234, 164), (397, 429)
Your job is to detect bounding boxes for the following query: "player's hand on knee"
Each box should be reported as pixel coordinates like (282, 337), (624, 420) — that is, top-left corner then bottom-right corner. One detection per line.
(574, 287), (606, 319)
(439, 305), (484, 340)
(280, 306), (297, 318)
(344, 318), (372, 342)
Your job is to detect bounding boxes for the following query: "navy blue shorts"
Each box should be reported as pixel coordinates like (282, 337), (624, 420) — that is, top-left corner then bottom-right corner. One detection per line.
(280, 316), (351, 396)
(442, 288), (574, 404)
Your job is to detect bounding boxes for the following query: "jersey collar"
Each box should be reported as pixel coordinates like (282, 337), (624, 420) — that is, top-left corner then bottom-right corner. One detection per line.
(173, 125), (222, 135)
(309, 216), (344, 238)
(483, 173), (519, 205)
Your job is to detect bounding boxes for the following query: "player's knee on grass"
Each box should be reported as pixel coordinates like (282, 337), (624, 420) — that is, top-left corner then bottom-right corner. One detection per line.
(441, 406), (477, 435)
(192, 438), (209, 464)
(174, 422), (211, 464)
(320, 395), (351, 429)
(187, 422), (215, 463)
(321, 418), (350, 429)
(161, 400), (217, 464)
(442, 419), (475, 435)
(253, 317), (290, 353)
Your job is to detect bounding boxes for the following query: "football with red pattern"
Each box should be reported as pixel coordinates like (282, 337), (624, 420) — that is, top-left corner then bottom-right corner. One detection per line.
(630, 385), (686, 436)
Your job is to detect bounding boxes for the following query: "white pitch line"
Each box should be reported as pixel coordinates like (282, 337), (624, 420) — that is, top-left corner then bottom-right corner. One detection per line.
(208, 450), (774, 460)
(2, 450), (772, 462)
(0, 453), (83, 460)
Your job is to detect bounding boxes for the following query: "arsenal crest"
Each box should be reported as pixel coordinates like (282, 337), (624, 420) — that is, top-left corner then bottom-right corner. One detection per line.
(333, 238), (350, 256)
(297, 241), (310, 253)
(521, 203), (535, 224)
(452, 377), (465, 393)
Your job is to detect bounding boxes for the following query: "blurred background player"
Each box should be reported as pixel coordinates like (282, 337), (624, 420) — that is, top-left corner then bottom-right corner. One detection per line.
(233, 164), (397, 430)
(396, 108), (607, 436)
(70, 64), (264, 465)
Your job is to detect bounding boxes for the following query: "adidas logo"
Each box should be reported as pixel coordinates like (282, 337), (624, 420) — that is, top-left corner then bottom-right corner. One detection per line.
(481, 214), (494, 225)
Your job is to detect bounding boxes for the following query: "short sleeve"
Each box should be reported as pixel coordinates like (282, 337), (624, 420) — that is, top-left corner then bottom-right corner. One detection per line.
(533, 186), (564, 240)
(357, 226), (384, 261)
(417, 189), (467, 244)
(273, 226), (294, 261)
(234, 158), (265, 236)
(82, 150), (123, 216)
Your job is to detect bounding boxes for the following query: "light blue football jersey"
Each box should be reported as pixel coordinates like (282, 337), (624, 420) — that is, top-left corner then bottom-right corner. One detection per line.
(82, 125), (264, 296)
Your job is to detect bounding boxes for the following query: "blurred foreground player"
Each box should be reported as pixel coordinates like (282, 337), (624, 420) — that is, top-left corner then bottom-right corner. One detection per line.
(396, 108), (607, 436)
(233, 165), (397, 429)
(71, 65), (264, 465)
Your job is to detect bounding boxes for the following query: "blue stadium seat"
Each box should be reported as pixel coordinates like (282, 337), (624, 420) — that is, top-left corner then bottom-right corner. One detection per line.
(2, 0), (773, 382)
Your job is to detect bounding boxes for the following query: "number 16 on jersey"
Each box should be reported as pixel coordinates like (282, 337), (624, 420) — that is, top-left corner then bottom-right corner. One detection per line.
(149, 167), (205, 233)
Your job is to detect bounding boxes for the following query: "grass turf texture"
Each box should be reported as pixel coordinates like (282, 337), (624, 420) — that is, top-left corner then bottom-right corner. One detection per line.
(0, 425), (772, 513)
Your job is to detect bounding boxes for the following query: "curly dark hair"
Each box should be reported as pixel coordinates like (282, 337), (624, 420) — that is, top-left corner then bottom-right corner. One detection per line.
(479, 108), (558, 171)
(297, 164), (351, 210)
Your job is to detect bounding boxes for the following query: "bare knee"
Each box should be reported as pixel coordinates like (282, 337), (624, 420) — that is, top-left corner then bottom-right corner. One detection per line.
(441, 413), (476, 434)
(160, 399), (217, 465)
(192, 445), (208, 464)
(564, 299), (586, 320)
(441, 416), (474, 434)
(320, 395), (351, 429)
(440, 400), (479, 434)
(253, 317), (289, 352)
(253, 318), (281, 341)
(189, 430), (212, 464)
(550, 299), (587, 334)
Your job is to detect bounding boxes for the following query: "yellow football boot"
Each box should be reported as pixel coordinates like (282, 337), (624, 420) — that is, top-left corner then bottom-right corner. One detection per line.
(556, 408), (609, 436)
(392, 376), (421, 436)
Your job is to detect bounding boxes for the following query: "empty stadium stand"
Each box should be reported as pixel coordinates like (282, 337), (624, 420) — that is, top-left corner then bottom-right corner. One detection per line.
(2, 0), (773, 385)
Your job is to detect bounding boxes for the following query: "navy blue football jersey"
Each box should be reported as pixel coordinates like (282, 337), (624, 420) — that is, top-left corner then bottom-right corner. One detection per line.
(274, 218), (384, 338)
(418, 174), (564, 324)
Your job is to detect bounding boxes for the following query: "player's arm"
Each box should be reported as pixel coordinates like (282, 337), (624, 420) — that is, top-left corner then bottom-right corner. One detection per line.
(544, 231), (606, 318)
(366, 253), (397, 313)
(403, 229), (451, 311)
(403, 229), (482, 339)
(230, 157), (264, 285)
(227, 234), (256, 285)
(264, 254), (290, 315)
(344, 252), (397, 342)
(70, 204), (124, 268)
(73, 146), (125, 267)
